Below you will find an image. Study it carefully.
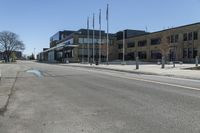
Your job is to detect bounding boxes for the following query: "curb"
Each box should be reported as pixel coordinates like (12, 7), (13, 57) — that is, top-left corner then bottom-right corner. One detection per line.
(0, 71), (19, 115)
(0, 96), (9, 114)
(61, 64), (200, 81)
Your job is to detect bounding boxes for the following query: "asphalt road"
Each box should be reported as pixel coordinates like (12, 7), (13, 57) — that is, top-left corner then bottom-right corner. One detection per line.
(1, 61), (200, 133)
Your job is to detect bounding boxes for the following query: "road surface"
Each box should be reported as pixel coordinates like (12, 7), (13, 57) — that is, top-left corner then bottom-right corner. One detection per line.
(0, 61), (200, 133)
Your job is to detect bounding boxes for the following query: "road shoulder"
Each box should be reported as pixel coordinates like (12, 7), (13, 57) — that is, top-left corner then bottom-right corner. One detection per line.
(0, 65), (19, 115)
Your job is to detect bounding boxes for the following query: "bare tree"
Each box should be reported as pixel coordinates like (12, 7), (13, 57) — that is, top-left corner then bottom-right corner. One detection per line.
(159, 29), (171, 68)
(0, 31), (25, 62)
(160, 35), (170, 59)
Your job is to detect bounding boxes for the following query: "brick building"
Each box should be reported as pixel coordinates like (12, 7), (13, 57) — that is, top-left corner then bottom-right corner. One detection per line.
(116, 23), (200, 62)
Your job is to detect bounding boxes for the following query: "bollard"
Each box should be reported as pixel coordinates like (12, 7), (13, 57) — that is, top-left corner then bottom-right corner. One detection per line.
(136, 56), (139, 69)
(195, 56), (199, 67)
(161, 56), (165, 69)
(173, 61), (175, 68)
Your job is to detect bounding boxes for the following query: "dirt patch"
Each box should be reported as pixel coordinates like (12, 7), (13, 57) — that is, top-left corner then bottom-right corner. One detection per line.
(184, 66), (200, 70)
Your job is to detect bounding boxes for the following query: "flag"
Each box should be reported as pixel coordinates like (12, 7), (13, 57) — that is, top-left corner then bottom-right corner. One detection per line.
(87, 17), (89, 29)
(106, 4), (109, 21)
(145, 26), (148, 32)
(93, 13), (95, 29)
(99, 9), (101, 25)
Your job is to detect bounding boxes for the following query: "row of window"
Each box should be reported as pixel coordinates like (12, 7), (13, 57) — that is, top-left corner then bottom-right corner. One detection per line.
(118, 40), (148, 49)
(118, 31), (199, 49)
(118, 50), (161, 60)
(118, 48), (199, 60)
(168, 34), (179, 43)
(151, 38), (161, 45)
(78, 38), (113, 45)
(183, 32), (198, 41)
(118, 43), (136, 49)
(183, 48), (198, 58)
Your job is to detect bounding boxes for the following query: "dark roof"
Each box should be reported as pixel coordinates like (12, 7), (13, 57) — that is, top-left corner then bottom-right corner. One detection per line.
(61, 30), (76, 35)
(116, 29), (149, 40)
(77, 29), (106, 36)
(150, 22), (200, 35)
(126, 22), (200, 39)
(126, 32), (150, 39)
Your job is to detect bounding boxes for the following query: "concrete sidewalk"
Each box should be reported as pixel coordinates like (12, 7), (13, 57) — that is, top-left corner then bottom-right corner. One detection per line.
(0, 63), (20, 114)
(62, 63), (200, 80)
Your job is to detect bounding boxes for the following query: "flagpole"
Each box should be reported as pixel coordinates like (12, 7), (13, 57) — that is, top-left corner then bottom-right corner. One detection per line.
(99, 9), (101, 64)
(93, 13), (95, 63)
(106, 4), (109, 64)
(87, 17), (90, 63)
(123, 30), (125, 63)
(82, 37), (84, 63)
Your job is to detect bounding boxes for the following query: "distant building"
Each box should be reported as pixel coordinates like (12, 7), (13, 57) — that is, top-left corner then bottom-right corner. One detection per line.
(50, 30), (75, 48)
(38, 29), (116, 63)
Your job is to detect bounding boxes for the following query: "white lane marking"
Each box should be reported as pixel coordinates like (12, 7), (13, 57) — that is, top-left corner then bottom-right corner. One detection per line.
(66, 66), (200, 91)
(118, 75), (200, 91)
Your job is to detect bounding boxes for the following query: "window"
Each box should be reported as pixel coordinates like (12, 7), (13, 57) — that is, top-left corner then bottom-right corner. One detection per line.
(118, 44), (123, 49)
(151, 50), (161, 59)
(126, 52), (135, 60)
(170, 35), (174, 43)
(188, 48), (193, 58)
(183, 48), (187, 58)
(167, 36), (171, 43)
(138, 51), (147, 59)
(151, 38), (161, 45)
(193, 48), (198, 58)
(193, 31), (198, 40)
(127, 42), (135, 48)
(188, 32), (193, 41)
(118, 53), (123, 59)
(168, 34), (179, 43)
(183, 33), (188, 41)
(169, 49), (176, 61)
(175, 34), (179, 43)
(138, 40), (147, 47)
(109, 40), (114, 45)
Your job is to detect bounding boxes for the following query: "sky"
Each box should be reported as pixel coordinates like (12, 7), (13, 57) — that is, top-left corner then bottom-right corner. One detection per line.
(0, 0), (200, 55)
